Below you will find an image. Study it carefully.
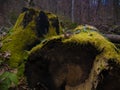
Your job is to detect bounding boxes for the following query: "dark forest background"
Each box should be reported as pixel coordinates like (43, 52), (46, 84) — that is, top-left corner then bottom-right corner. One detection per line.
(0, 0), (120, 27)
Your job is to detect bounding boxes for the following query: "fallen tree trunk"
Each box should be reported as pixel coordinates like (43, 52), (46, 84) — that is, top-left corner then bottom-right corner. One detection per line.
(25, 29), (120, 90)
(73, 25), (120, 44)
(103, 34), (120, 43)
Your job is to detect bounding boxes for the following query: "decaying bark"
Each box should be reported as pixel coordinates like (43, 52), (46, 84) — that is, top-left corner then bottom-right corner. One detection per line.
(25, 43), (100, 90)
(25, 31), (120, 90)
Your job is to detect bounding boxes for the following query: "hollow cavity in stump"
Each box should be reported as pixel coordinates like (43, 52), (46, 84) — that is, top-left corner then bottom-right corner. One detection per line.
(25, 41), (100, 90)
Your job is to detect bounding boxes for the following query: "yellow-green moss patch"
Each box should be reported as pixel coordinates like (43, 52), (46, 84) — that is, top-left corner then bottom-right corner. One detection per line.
(1, 8), (62, 68)
(1, 21), (38, 67)
(31, 27), (120, 64)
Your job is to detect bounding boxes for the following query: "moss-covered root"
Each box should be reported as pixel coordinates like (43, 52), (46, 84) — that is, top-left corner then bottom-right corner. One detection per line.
(25, 30), (120, 90)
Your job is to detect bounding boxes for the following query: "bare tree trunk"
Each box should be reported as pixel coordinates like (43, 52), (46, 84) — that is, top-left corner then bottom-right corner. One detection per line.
(71, 0), (75, 22)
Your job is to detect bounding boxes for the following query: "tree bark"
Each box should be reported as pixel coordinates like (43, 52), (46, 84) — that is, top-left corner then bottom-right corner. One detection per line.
(25, 31), (120, 90)
(103, 34), (120, 43)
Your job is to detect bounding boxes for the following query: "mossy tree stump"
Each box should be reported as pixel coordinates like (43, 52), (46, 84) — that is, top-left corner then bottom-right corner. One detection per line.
(1, 7), (120, 90)
(25, 28), (120, 90)
(0, 7), (62, 77)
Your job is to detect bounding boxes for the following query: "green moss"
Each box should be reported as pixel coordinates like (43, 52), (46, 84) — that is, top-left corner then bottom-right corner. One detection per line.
(0, 22), (32, 76)
(45, 12), (63, 38)
(13, 13), (25, 31)
(1, 20), (38, 68)
(31, 26), (120, 66)
(0, 8), (63, 79)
